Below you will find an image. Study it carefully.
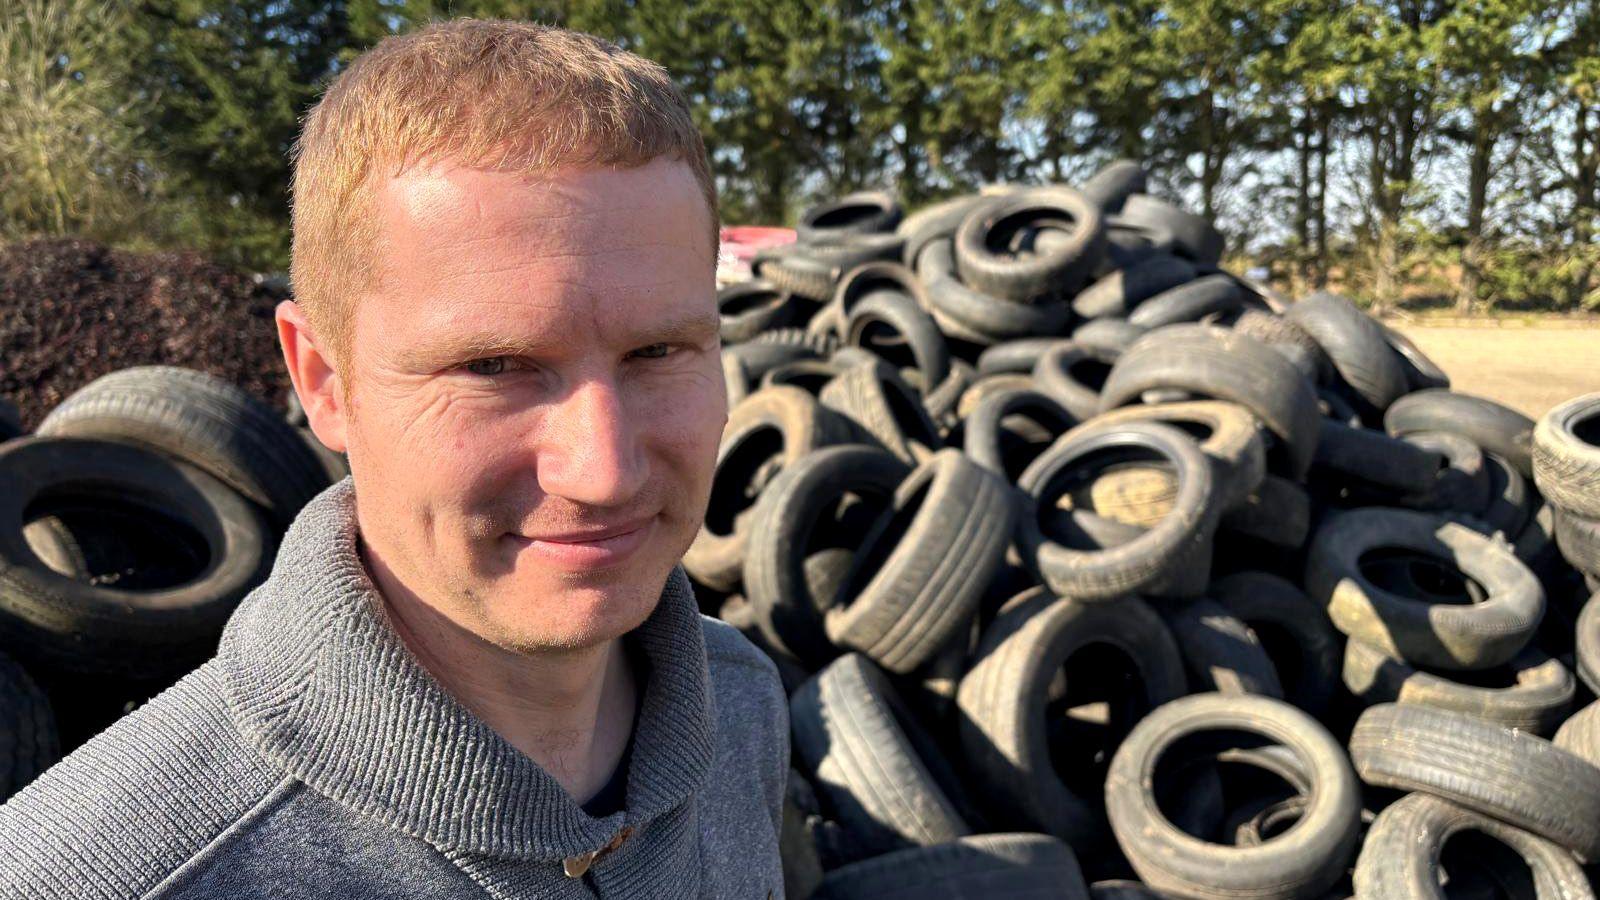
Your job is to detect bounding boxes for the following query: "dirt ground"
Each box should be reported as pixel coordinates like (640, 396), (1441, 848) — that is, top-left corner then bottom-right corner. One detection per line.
(1388, 321), (1600, 419)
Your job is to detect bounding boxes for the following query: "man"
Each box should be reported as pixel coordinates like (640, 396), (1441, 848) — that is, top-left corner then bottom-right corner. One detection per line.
(0, 19), (788, 899)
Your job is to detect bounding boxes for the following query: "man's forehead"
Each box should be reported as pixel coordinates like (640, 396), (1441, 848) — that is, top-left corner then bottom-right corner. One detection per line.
(376, 159), (708, 246)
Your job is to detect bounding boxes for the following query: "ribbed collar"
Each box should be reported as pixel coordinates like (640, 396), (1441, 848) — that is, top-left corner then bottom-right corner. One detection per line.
(218, 477), (716, 861)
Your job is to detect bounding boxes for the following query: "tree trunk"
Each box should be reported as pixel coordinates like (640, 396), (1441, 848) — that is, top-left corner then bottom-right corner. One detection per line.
(1314, 107), (1331, 288)
(1456, 121), (1494, 313)
(1295, 106), (1314, 292)
(1571, 99), (1598, 309)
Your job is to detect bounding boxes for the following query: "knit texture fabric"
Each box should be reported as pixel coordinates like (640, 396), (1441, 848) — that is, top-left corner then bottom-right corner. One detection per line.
(0, 477), (789, 898)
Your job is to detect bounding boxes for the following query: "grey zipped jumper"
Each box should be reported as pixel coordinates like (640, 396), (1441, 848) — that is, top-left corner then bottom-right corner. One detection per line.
(0, 477), (789, 899)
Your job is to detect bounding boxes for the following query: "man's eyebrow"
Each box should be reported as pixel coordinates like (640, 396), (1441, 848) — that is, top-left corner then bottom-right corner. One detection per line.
(637, 312), (720, 346)
(395, 311), (721, 370)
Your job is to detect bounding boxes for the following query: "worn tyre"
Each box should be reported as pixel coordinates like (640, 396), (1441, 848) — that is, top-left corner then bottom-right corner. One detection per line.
(1385, 389), (1536, 477)
(1210, 572), (1341, 716)
(1159, 598), (1285, 697)
(1306, 507), (1544, 670)
(954, 187), (1107, 302)
(1534, 393), (1600, 519)
(1349, 703), (1600, 858)
(798, 190), (902, 243)
(791, 653), (973, 859)
(844, 289), (952, 388)
(1127, 275), (1244, 330)
(1342, 640), (1574, 735)
(963, 388), (1077, 482)
(1284, 292), (1407, 418)
(1033, 341), (1121, 421)
(1312, 419), (1444, 495)
(819, 362), (944, 464)
(1016, 421), (1218, 601)
(1071, 401), (1266, 510)
(37, 366), (330, 530)
(0, 437), (275, 678)
(743, 445), (910, 666)
(685, 387), (855, 592)
(1353, 793), (1592, 900)
(1105, 693), (1361, 900)
(956, 588), (1186, 846)
(1099, 325), (1321, 479)
(825, 450), (1016, 673)
(1073, 254), (1196, 320)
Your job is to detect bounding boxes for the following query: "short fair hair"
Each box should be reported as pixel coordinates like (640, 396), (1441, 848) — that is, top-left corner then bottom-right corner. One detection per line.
(288, 19), (720, 386)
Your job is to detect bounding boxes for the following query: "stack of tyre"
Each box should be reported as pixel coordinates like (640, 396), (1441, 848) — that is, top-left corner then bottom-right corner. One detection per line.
(695, 162), (1600, 899)
(0, 367), (346, 797)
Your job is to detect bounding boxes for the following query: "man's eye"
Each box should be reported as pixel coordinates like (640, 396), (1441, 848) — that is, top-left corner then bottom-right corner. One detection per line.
(631, 343), (672, 360)
(464, 357), (509, 376)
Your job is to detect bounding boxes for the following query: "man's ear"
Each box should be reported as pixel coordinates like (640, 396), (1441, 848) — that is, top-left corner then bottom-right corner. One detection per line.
(275, 299), (350, 454)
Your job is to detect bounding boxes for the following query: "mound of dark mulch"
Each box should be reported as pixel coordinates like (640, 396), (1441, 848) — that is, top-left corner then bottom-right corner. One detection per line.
(0, 239), (292, 430)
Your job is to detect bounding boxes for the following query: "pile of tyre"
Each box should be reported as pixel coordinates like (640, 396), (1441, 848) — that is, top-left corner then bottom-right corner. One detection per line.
(0, 366), (347, 782)
(694, 162), (1600, 899)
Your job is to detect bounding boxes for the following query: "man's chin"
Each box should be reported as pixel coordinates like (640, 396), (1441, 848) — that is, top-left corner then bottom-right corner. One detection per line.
(479, 568), (666, 654)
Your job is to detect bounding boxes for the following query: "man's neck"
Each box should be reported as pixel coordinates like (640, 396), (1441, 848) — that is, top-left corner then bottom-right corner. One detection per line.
(361, 543), (638, 806)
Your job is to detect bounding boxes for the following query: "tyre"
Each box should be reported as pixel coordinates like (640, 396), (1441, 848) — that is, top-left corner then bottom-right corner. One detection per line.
(1385, 389), (1536, 477)
(1073, 401), (1266, 510)
(1579, 593), (1599, 695)
(1218, 474), (1312, 549)
(825, 450), (1016, 673)
(1071, 317), (1150, 356)
(1159, 597), (1285, 697)
(1479, 452), (1534, 538)
(1080, 160), (1148, 213)
(1312, 419), (1444, 494)
(743, 445), (911, 667)
(1380, 324), (1452, 391)
(977, 338), (1071, 376)
(1016, 421), (1218, 601)
(844, 289), (952, 388)
(1399, 431), (1491, 514)
(798, 190), (902, 243)
(1072, 254), (1196, 320)
(1342, 640), (1574, 735)
(0, 436), (275, 679)
(718, 280), (798, 343)
(956, 588), (1186, 846)
(819, 362), (944, 464)
(1099, 325), (1321, 479)
(1305, 507), (1544, 670)
(684, 387), (856, 592)
(1210, 572), (1341, 716)
(1534, 393), (1600, 519)
(1226, 308), (1332, 385)
(1349, 703), (1600, 858)
(812, 833), (1088, 900)
(1553, 701), (1600, 766)
(1033, 341), (1121, 421)
(791, 654), (974, 859)
(37, 366), (330, 530)
(917, 239), (1074, 341)
(1284, 292), (1408, 418)
(963, 388), (1077, 482)
(954, 187), (1107, 301)
(1116, 194), (1225, 265)
(1105, 693), (1361, 900)
(760, 358), (848, 397)
(1126, 275), (1244, 330)
(1555, 509), (1600, 577)
(0, 399), (22, 441)
(898, 194), (986, 268)
(1353, 793), (1591, 900)
(0, 650), (58, 802)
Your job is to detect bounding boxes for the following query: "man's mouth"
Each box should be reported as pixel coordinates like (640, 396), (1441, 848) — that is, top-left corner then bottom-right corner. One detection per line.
(505, 517), (657, 570)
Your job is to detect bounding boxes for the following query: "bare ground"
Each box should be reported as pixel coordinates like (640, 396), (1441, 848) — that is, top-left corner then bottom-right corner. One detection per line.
(1388, 322), (1600, 419)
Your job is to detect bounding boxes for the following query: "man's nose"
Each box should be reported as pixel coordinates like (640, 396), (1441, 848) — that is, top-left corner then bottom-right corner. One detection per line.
(537, 376), (649, 508)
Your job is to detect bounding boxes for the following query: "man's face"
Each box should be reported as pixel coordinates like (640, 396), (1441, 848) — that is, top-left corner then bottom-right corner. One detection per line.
(338, 157), (724, 653)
